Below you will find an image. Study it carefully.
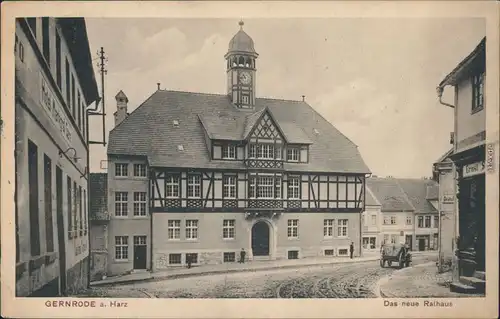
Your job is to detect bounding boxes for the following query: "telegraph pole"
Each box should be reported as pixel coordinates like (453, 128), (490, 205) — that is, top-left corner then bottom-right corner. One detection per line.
(89, 46), (108, 146)
(97, 47), (107, 147)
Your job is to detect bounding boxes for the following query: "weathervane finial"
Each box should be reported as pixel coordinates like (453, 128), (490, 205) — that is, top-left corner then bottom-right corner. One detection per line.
(239, 20), (244, 29)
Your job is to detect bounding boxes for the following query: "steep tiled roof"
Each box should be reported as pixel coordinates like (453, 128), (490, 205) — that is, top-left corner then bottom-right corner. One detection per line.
(426, 184), (439, 201)
(108, 90), (371, 174)
(397, 179), (438, 214)
(89, 173), (108, 220)
(366, 177), (414, 212)
(365, 186), (381, 206)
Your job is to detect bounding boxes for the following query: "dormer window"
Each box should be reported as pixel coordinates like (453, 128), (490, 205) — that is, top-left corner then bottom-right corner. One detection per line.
(173, 120), (179, 127)
(177, 145), (184, 151)
(287, 147), (300, 162)
(222, 145), (236, 159)
(472, 71), (485, 112)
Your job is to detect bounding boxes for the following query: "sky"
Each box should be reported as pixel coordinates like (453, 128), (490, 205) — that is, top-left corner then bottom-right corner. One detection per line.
(85, 18), (485, 178)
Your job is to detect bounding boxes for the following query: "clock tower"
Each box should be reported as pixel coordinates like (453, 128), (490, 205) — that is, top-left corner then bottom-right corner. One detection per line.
(225, 21), (258, 109)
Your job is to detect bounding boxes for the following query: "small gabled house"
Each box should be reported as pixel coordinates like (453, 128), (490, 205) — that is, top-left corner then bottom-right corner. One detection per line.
(361, 187), (382, 252)
(437, 36), (487, 293)
(104, 22), (371, 275)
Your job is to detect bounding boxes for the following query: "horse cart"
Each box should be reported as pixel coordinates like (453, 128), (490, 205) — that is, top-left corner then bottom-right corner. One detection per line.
(380, 243), (412, 269)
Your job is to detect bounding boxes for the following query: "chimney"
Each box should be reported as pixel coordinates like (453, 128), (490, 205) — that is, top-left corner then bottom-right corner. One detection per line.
(301, 95), (305, 102)
(114, 90), (129, 126)
(157, 83), (161, 90)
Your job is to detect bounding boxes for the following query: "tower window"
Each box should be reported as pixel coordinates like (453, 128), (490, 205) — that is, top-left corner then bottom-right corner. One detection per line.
(242, 95), (249, 105)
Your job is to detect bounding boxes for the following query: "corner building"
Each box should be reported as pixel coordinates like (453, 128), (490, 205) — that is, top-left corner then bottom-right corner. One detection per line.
(106, 22), (371, 274)
(15, 18), (99, 295)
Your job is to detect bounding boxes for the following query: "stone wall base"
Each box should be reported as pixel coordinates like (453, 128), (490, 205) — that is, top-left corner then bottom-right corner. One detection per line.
(66, 257), (89, 295)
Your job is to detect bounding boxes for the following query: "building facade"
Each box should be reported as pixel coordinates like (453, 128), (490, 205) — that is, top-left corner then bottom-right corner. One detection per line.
(366, 177), (438, 252)
(89, 173), (109, 281)
(361, 187), (381, 253)
(432, 149), (455, 272)
(437, 37), (487, 292)
(15, 18), (99, 296)
(104, 22), (371, 275)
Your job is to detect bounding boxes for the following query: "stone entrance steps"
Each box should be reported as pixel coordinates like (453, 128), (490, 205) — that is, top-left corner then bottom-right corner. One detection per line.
(450, 271), (486, 294)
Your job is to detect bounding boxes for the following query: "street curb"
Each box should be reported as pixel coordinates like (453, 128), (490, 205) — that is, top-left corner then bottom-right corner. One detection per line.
(91, 256), (382, 287)
(376, 261), (436, 298)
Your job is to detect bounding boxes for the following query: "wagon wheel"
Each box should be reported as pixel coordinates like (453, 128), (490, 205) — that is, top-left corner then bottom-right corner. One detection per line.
(380, 258), (385, 268)
(388, 261), (392, 267)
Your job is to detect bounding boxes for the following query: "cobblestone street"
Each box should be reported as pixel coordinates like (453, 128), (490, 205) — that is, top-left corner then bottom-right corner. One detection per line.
(79, 254), (442, 298)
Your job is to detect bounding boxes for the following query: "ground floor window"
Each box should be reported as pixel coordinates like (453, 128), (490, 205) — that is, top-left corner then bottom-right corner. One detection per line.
(288, 250), (299, 259)
(324, 249), (334, 256)
(115, 236), (128, 260)
(287, 219), (299, 238)
(338, 248), (348, 256)
(223, 252), (236, 262)
(362, 237), (377, 249)
(186, 253), (198, 264)
(169, 253), (182, 264)
(390, 235), (399, 244)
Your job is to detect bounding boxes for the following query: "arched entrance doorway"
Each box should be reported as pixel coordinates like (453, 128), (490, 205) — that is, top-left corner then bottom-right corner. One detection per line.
(251, 221), (270, 256)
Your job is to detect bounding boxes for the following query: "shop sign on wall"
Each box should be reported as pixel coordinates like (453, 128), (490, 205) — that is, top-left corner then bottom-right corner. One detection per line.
(39, 72), (72, 145)
(463, 161), (485, 178)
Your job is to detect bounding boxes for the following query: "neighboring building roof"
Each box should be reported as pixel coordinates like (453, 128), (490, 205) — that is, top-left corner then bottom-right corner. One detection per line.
(439, 36), (486, 88)
(396, 178), (438, 214)
(426, 184), (439, 201)
(366, 177), (414, 212)
(434, 148), (454, 164)
(365, 186), (381, 207)
(57, 18), (99, 105)
(89, 173), (108, 220)
(107, 90), (371, 174)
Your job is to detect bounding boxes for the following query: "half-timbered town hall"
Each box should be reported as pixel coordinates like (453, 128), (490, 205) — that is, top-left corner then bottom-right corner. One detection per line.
(105, 22), (371, 274)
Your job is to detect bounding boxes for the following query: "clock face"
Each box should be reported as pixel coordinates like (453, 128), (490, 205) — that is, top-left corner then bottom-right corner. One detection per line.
(239, 72), (251, 85)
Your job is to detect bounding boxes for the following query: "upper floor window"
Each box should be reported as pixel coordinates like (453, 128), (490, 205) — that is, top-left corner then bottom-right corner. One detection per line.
(424, 216), (431, 228)
(390, 216), (397, 225)
(115, 192), (128, 217)
(434, 215), (439, 228)
(223, 219), (235, 239)
(166, 174), (180, 198)
(223, 175), (236, 198)
(41, 18), (50, 67)
(371, 215), (377, 226)
(187, 175), (201, 198)
(383, 216), (390, 225)
(133, 192), (147, 216)
(472, 71), (485, 112)
(115, 163), (128, 177)
(287, 147), (300, 162)
(418, 216), (424, 228)
(242, 95), (250, 105)
(249, 176), (282, 199)
(406, 216), (413, 225)
(222, 145), (236, 159)
(249, 143), (275, 159)
(287, 177), (300, 199)
(134, 164), (147, 177)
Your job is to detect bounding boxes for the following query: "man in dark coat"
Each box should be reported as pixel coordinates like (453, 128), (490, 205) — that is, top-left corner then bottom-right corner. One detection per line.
(239, 248), (246, 263)
(349, 242), (354, 259)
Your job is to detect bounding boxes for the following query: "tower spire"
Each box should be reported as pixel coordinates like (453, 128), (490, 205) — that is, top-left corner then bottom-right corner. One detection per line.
(239, 20), (244, 29)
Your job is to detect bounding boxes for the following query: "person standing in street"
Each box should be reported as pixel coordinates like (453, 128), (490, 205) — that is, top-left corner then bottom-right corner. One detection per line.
(349, 242), (354, 259)
(239, 248), (246, 263)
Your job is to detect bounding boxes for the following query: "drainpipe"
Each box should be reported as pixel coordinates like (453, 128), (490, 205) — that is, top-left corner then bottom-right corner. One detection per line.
(436, 86), (455, 109)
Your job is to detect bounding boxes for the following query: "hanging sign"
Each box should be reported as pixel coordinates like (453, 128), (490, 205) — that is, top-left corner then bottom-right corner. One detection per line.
(463, 161), (485, 178)
(39, 72), (72, 145)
